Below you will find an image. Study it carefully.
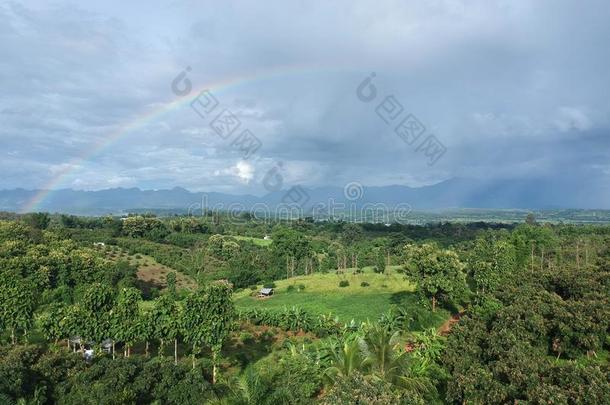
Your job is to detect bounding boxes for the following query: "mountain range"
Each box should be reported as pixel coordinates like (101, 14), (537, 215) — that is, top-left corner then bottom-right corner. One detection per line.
(1, 177), (609, 216)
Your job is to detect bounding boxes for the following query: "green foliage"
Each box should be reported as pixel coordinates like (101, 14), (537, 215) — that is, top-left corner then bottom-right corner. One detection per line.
(0, 216), (608, 403)
(238, 307), (341, 336)
(341, 223), (364, 245)
(321, 371), (404, 405)
(469, 234), (516, 293)
(111, 287), (143, 351)
(404, 243), (467, 311)
(148, 294), (181, 357)
(443, 263), (610, 403)
(321, 325), (437, 403)
(57, 356), (214, 404)
(38, 303), (66, 343)
(183, 283), (235, 382)
(21, 212), (50, 230)
(254, 349), (323, 403)
(121, 216), (168, 239)
(165, 271), (177, 296)
(339, 280), (350, 288)
(0, 276), (36, 343)
(374, 250), (386, 273)
(0, 344), (51, 403)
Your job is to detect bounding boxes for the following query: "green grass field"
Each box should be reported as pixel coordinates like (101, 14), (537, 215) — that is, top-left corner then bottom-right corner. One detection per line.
(233, 235), (273, 247)
(234, 271), (450, 327)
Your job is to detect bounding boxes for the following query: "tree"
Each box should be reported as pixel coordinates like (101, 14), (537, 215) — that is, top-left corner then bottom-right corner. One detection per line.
(511, 224), (557, 271)
(374, 250), (386, 274)
(470, 236), (516, 293)
(79, 283), (114, 344)
(149, 294), (182, 364)
(111, 287), (142, 357)
(182, 291), (207, 370)
(206, 234), (225, 258)
(361, 325), (406, 383)
(324, 337), (367, 382)
(22, 212), (50, 230)
(39, 303), (66, 344)
(165, 272), (177, 296)
(182, 283), (235, 382)
(200, 283), (235, 384)
(271, 227), (312, 277)
(341, 223), (364, 245)
(0, 277), (36, 344)
(404, 243), (466, 312)
(122, 216), (167, 239)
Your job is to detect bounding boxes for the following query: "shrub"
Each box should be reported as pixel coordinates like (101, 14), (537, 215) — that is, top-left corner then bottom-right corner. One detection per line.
(135, 254), (142, 259)
(239, 332), (254, 344)
(255, 351), (323, 403)
(261, 329), (275, 340)
(248, 285), (258, 291)
(297, 284), (306, 291)
(339, 280), (349, 288)
(321, 371), (402, 404)
(360, 281), (370, 287)
(287, 285), (296, 292)
(263, 282), (276, 289)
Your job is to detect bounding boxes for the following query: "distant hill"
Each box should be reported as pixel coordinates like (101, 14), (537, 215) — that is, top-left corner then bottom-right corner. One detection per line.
(1, 177), (609, 216)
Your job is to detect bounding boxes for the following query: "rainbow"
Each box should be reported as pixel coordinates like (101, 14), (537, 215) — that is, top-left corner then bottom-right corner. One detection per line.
(21, 64), (352, 213)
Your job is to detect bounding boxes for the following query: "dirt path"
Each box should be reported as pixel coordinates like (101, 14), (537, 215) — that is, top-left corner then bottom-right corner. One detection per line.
(437, 311), (464, 336)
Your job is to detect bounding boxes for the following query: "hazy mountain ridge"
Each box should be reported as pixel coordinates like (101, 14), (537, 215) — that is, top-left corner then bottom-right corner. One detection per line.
(2, 177), (609, 215)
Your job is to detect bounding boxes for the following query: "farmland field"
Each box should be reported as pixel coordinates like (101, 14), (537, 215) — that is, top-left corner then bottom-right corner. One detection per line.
(99, 245), (197, 291)
(234, 271), (450, 326)
(233, 235), (273, 247)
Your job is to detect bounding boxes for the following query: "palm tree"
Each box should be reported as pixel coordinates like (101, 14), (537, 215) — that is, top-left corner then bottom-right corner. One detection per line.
(323, 337), (368, 382)
(360, 324), (404, 381)
(220, 367), (267, 405)
(361, 325), (435, 396)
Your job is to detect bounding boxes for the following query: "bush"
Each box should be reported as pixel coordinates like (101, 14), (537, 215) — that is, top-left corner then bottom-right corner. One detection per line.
(248, 285), (258, 291)
(360, 281), (370, 287)
(135, 254), (142, 259)
(263, 282), (276, 289)
(321, 371), (403, 404)
(239, 332), (254, 344)
(286, 284), (304, 292)
(255, 351), (323, 403)
(339, 280), (349, 288)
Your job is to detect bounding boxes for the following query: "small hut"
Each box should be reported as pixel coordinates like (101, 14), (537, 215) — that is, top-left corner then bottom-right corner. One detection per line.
(258, 287), (274, 298)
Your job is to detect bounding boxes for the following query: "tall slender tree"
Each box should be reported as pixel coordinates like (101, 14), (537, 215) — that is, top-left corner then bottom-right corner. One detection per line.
(111, 287), (142, 357)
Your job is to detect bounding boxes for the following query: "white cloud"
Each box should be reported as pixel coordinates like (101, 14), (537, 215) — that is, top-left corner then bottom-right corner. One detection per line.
(554, 107), (592, 132)
(214, 161), (254, 184)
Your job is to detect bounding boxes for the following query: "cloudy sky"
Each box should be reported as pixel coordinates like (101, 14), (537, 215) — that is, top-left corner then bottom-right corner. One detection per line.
(1, 0), (609, 195)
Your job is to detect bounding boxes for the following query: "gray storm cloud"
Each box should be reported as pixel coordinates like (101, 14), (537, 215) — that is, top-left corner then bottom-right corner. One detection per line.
(0, 0), (609, 197)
